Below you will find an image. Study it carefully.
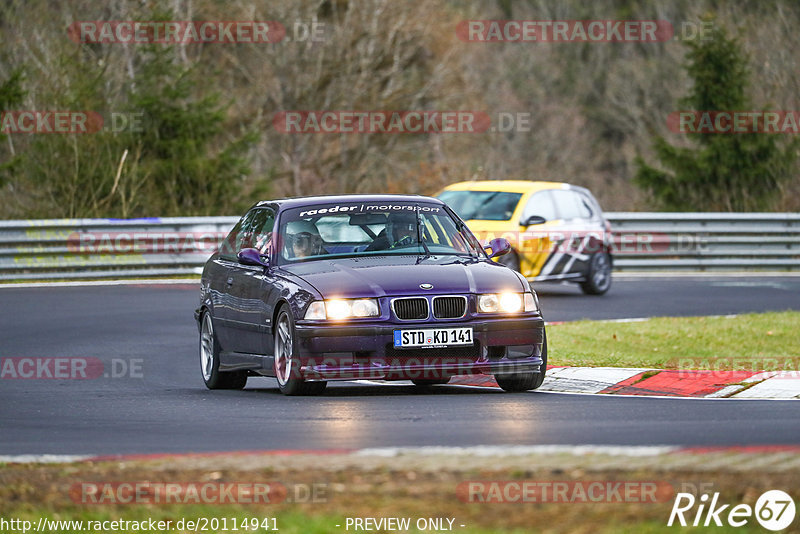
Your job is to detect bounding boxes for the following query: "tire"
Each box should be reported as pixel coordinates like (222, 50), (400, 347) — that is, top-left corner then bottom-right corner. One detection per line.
(497, 249), (521, 272)
(495, 331), (548, 392)
(580, 251), (612, 295)
(411, 378), (451, 386)
(199, 311), (247, 390)
(273, 305), (327, 396)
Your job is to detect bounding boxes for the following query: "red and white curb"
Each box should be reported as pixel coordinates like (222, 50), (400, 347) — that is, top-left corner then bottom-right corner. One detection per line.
(448, 367), (800, 399)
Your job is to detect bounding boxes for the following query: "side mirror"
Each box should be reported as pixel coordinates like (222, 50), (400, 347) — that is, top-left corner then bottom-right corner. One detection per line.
(521, 215), (546, 226)
(486, 237), (511, 259)
(237, 247), (270, 268)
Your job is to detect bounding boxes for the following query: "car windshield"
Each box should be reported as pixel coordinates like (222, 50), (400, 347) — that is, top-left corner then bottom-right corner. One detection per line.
(437, 190), (523, 221)
(277, 202), (484, 263)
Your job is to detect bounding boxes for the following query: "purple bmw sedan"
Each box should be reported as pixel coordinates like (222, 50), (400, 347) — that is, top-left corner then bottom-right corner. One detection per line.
(195, 195), (546, 395)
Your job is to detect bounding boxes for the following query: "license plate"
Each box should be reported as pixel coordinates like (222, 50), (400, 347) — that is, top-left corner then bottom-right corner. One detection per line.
(393, 327), (473, 348)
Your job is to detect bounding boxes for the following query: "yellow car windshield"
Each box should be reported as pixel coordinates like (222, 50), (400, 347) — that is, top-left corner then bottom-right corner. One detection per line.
(437, 190), (522, 221)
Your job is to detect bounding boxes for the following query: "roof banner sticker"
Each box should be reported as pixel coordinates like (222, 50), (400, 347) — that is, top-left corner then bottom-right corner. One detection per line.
(298, 204), (441, 218)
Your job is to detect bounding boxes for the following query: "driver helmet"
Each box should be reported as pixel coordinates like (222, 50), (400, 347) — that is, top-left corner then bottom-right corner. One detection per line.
(285, 220), (323, 257)
(386, 211), (417, 245)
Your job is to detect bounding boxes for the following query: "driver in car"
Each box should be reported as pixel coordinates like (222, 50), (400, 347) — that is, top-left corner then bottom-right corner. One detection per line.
(366, 212), (418, 251)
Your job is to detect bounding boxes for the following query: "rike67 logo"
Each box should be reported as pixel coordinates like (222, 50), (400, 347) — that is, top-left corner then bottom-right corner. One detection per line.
(668, 490), (795, 531)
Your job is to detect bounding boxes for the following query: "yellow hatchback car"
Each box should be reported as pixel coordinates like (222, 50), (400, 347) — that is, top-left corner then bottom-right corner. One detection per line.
(437, 181), (613, 295)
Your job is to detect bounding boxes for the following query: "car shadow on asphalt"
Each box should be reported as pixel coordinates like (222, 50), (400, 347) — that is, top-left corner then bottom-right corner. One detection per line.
(243, 383), (509, 397)
(529, 282), (589, 297)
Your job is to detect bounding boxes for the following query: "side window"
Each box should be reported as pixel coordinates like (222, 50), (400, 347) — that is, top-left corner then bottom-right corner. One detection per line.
(219, 208), (275, 260)
(521, 191), (557, 223)
(219, 211), (257, 260)
(551, 190), (582, 220)
(235, 210), (260, 251)
(249, 209), (276, 253)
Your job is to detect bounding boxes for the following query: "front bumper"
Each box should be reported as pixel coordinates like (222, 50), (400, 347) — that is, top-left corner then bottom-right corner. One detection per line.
(294, 315), (545, 381)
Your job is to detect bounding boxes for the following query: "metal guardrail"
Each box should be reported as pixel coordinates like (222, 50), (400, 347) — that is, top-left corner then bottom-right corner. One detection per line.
(0, 217), (237, 280)
(0, 213), (798, 280)
(606, 212), (800, 271)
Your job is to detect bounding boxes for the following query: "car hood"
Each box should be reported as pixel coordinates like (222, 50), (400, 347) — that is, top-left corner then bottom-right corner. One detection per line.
(279, 255), (528, 298)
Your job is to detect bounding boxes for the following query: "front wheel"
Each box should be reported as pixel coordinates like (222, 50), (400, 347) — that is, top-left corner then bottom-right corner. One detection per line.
(495, 332), (548, 392)
(580, 252), (612, 295)
(274, 305), (327, 396)
(199, 311), (247, 390)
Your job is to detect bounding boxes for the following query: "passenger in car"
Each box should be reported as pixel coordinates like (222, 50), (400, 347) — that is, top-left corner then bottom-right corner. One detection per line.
(285, 220), (327, 259)
(291, 231), (325, 258)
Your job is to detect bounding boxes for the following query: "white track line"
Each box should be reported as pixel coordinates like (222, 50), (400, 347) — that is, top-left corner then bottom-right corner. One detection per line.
(0, 454), (93, 463)
(613, 272), (800, 279)
(353, 445), (682, 457)
(0, 446), (679, 464)
(0, 279), (198, 289)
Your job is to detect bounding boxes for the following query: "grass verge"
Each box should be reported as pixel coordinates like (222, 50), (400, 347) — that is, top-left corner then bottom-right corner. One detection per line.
(547, 310), (798, 370)
(2, 453), (797, 534)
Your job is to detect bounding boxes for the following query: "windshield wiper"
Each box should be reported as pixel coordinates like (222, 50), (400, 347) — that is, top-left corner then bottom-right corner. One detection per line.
(449, 218), (478, 258)
(415, 207), (432, 262)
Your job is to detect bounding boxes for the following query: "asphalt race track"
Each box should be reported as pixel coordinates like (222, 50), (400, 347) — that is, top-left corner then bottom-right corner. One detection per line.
(1, 275), (799, 455)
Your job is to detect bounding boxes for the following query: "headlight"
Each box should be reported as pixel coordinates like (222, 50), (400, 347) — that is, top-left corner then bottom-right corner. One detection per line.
(477, 294), (499, 313)
(325, 299), (352, 319)
(499, 292), (523, 312)
(525, 292), (539, 312)
(304, 299), (380, 320)
(304, 301), (326, 320)
(478, 292), (537, 314)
